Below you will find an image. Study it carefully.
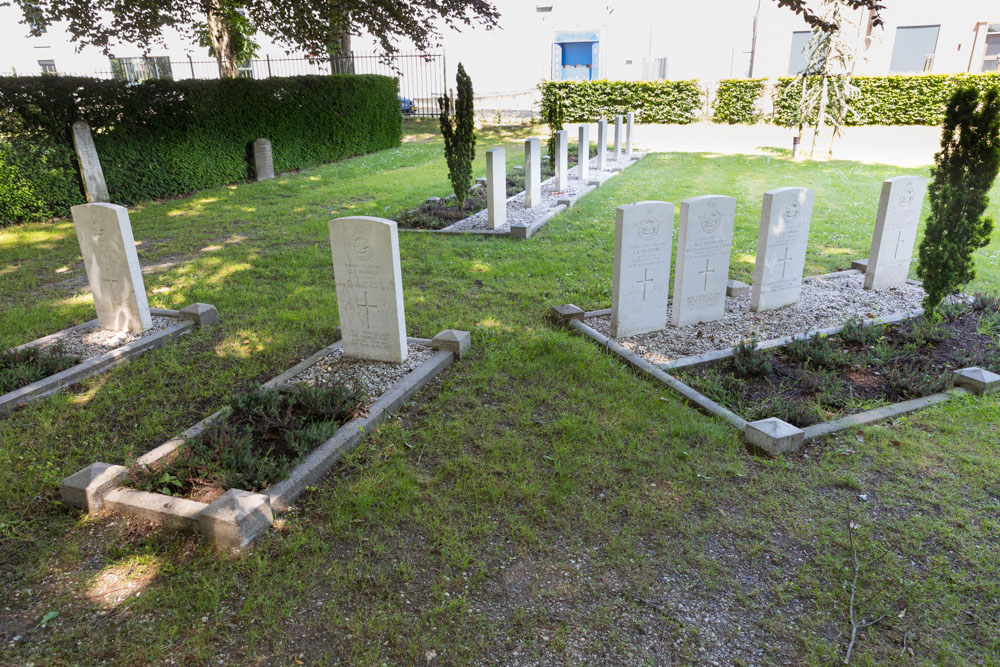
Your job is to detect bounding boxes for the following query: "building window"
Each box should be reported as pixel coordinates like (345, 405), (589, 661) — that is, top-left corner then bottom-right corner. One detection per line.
(37, 59), (56, 73)
(889, 25), (940, 73)
(982, 24), (1000, 71)
(109, 56), (173, 83)
(552, 31), (600, 81)
(788, 30), (811, 75)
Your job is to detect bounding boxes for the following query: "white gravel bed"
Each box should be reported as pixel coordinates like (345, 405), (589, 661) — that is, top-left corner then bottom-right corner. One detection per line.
(36, 315), (178, 360)
(588, 272), (927, 364)
(442, 154), (643, 233)
(289, 343), (434, 400)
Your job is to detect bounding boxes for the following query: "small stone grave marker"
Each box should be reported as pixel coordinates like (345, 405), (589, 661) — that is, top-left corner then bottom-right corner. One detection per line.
(524, 138), (542, 209)
(611, 201), (675, 338)
(864, 176), (927, 290)
(750, 187), (815, 312)
(253, 138), (274, 181)
(554, 130), (569, 191)
(70, 203), (152, 333)
(597, 119), (608, 171)
(71, 121), (110, 203)
(577, 124), (590, 181)
(671, 195), (737, 327)
(329, 216), (407, 363)
(486, 147), (506, 229)
(626, 112), (635, 157)
(613, 115), (623, 162)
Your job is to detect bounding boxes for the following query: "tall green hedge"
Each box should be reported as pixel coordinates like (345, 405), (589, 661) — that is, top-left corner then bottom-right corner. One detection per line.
(539, 80), (702, 124)
(773, 73), (1000, 126)
(712, 79), (767, 124)
(0, 74), (401, 225)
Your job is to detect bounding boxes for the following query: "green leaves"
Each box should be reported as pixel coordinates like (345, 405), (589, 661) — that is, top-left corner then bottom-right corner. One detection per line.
(918, 87), (1000, 316)
(539, 80), (702, 125)
(712, 79), (766, 124)
(0, 74), (402, 225)
(439, 63), (475, 208)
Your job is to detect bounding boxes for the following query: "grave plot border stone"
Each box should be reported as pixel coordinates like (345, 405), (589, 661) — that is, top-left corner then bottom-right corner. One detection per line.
(1, 304), (219, 416)
(549, 269), (985, 456)
(60, 328), (470, 550)
(398, 153), (647, 240)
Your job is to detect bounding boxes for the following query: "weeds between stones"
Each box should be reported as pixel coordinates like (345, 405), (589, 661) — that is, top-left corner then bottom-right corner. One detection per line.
(127, 383), (367, 502)
(0, 343), (79, 394)
(732, 337), (772, 377)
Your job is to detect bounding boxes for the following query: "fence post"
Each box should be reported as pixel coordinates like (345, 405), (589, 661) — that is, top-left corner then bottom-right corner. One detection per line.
(188, 54), (195, 79)
(266, 54), (272, 78)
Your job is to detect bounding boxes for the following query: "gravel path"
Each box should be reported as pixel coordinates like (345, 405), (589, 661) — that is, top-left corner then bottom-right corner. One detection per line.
(289, 343), (434, 400)
(36, 315), (179, 360)
(588, 272), (927, 364)
(442, 154), (643, 233)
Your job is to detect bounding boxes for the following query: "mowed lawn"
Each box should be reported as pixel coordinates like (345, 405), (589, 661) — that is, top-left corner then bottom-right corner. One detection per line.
(1, 119), (998, 664)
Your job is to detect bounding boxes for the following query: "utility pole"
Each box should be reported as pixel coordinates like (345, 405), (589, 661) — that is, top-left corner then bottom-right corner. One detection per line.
(748, 0), (762, 77)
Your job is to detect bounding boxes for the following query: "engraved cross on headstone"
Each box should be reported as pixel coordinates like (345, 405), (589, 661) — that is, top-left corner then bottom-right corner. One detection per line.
(777, 247), (794, 279)
(893, 230), (906, 259)
(357, 291), (378, 329)
(636, 268), (653, 301)
(699, 259), (715, 291)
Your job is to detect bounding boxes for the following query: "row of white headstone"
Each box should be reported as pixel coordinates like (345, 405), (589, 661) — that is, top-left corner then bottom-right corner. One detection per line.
(484, 112), (637, 229)
(610, 175), (928, 338)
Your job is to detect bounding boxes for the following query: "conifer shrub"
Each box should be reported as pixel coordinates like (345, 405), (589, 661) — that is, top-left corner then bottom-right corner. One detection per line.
(438, 63), (476, 209)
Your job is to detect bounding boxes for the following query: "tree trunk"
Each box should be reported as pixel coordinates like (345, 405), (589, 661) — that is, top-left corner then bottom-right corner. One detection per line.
(810, 77), (828, 159)
(329, 30), (354, 74)
(207, 0), (239, 78)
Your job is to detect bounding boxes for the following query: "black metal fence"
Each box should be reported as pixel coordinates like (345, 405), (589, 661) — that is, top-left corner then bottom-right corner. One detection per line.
(34, 52), (447, 118)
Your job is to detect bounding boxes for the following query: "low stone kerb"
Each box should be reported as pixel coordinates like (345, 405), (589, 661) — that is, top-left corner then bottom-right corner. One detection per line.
(744, 417), (805, 456)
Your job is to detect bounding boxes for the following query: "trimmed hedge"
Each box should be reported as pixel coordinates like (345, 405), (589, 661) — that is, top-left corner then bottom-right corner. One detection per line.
(0, 74), (401, 225)
(540, 80), (702, 124)
(774, 73), (1000, 126)
(712, 78), (767, 124)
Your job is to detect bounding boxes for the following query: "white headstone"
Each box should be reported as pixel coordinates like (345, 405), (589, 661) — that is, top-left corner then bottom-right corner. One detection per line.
(554, 130), (569, 191)
(671, 195), (737, 327)
(486, 147), (506, 230)
(577, 124), (590, 182)
(524, 138), (542, 209)
(70, 121), (109, 203)
(253, 138), (274, 181)
(596, 120), (608, 171)
(329, 216), (407, 363)
(864, 176), (927, 290)
(750, 187), (815, 312)
(626, 112), (635, 158)
(611, 201), (675, 338)
(613, 115), (623, 162)
(70, 203), (152, 333)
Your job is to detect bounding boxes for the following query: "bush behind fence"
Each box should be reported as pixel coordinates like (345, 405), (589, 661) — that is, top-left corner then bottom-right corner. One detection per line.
(0, 74), (401, 225)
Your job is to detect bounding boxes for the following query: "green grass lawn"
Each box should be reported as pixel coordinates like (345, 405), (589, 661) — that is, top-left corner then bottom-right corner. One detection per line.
(1, 119), (998, 664)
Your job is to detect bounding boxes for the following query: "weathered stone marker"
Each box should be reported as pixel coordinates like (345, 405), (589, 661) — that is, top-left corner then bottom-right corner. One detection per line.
(524, 138), (542, 209)
(626, 111), (635, 158)
(485, 147), (507, 230)
(329, 216), (407, 363)
(70, 121), (110, 203)
(70, 203), (152, 333)
(613, 115), (623, 163)
(253, 138), (274, 181)
(611, 201), (675, 338)
(577, 124), (590, 182)
(750, 187), (815, 312)
(596, 119), (608, 171)
(864, 176), (927, 290)
(554, 130), (569, 191)
(671, 195), (737, 327)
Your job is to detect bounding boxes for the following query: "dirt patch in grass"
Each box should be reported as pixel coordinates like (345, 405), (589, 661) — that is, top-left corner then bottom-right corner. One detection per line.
(675, 298), (1000, 427)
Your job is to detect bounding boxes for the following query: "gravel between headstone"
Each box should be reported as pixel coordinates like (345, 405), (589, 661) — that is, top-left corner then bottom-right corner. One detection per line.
(36, 315), (178, 360)
(289, 343), (434, 400)
(588, 272), (927, 364)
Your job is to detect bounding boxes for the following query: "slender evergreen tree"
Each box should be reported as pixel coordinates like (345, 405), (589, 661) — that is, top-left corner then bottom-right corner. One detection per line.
(917, 86), (1000, 316)
(438, 63), (476, 209)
